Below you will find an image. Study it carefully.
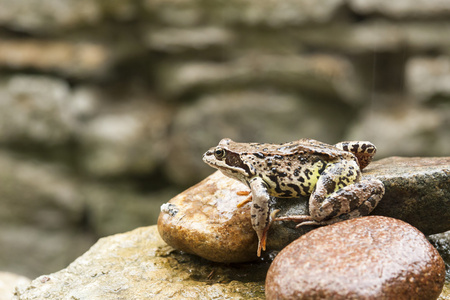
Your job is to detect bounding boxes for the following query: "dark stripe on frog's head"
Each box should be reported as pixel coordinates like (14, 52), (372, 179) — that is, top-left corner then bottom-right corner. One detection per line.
(224, 151), (254, 176)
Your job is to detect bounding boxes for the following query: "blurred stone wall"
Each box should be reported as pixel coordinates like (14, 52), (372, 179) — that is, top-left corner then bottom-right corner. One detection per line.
(0, 0), (449, 278)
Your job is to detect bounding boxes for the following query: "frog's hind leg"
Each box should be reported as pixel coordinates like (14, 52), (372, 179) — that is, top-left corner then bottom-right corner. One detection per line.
(277, 160), (385, 227)
(309, 176), (385, 225)
(276, 179), (384, 227)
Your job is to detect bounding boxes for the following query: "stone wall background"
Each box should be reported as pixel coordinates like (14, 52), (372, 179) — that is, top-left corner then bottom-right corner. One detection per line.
(0, 0), (449, 278)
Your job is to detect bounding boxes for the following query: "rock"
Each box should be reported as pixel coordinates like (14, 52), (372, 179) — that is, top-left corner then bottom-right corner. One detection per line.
(79, 98), (172, 177)
(346, 104), (449, 157)
(0, 39), (112, 78)
(0, 150), (85, 229)
(158, 171), (261, 263)
(0, 151), (95, 277)
(406, 56), (450, 102)
(428, 231), (450, 280)
(0, 0), (136, 33)
(365, 157), (450, 235)
(165, 91), (354, 185)
(0, 75), (99, 146)
(0, 0), (101, 33)
(265, 216), (446, 300)
(0, 225), (95, 279)
(145, 26), (235, 53)
(88, 188), (175, 237)
(159, 157), (450, 263)
(440, 285), (450, 300)
(0, 272), (30, 300)
(158, 54), (362, 101)
(144, 0), (344, 27)
(0, 150), (166, 277)
(293, 21), (450, 53)
(13, 226), (267, 300)
(0, 75), (74, 145)
(349, 0), (450, 18)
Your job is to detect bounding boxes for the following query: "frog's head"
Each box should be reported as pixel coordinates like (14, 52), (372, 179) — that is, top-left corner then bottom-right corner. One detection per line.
(203, 138), (254, 183)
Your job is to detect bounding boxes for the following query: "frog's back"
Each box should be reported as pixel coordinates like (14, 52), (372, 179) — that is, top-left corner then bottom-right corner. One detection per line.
(240, 139), (347, 198)
(251, 139), (343, 158)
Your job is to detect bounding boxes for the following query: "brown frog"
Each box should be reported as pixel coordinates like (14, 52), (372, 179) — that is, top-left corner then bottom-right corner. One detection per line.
(203, 138), (385, 256)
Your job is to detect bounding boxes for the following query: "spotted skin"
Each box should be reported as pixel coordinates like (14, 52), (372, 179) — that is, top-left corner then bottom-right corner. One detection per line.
(203, 138), (385, 256)
(334, 141), (376, 169)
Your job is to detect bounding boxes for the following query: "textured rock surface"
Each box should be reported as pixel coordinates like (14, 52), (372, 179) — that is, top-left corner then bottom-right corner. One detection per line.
(366, 157), (450, 234)
(429, 231), (450, 282)
(159, 157), (450, 263)
(0, 272), (30, 300)
(1, 0), (450, 280)
(14, 226), (267, 300)
(265, 216), (446, 300)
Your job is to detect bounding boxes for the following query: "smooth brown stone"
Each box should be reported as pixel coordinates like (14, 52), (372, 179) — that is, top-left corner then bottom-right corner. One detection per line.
(158, 171), (259, 262)
(265, 216), (446, 300)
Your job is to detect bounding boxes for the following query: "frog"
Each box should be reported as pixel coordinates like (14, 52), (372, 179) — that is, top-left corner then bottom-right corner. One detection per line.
(202, 138), (385, 257)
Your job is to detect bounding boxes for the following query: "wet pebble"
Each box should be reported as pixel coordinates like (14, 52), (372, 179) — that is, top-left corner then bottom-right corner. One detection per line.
(265, 216), (446, 300)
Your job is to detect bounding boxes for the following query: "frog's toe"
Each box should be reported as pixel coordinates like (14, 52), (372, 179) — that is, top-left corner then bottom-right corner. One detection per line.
(274, 215), (313, 223)
(257, 230), (267, 257)
(295, 220), (323, 228)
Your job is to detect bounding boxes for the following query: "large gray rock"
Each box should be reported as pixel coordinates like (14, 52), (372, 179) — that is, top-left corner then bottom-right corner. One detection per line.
(366, 157), (450, 235)
(13, 226), (267, 300)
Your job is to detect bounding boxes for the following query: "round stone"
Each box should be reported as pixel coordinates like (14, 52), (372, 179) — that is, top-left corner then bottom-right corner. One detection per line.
(158, 171), (259, 262)
(265, 216), (446, 300)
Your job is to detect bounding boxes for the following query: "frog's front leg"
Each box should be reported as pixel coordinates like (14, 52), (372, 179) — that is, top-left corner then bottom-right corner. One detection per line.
(249, 177), (271, 257)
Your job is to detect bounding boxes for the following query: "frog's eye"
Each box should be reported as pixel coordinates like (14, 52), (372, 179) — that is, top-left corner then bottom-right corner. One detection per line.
(214, 147), (226, 159)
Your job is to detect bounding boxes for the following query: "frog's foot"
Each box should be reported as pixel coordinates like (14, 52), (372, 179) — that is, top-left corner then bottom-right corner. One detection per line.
(257, 230), (267, 257)
(256, 209), (280, 257)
